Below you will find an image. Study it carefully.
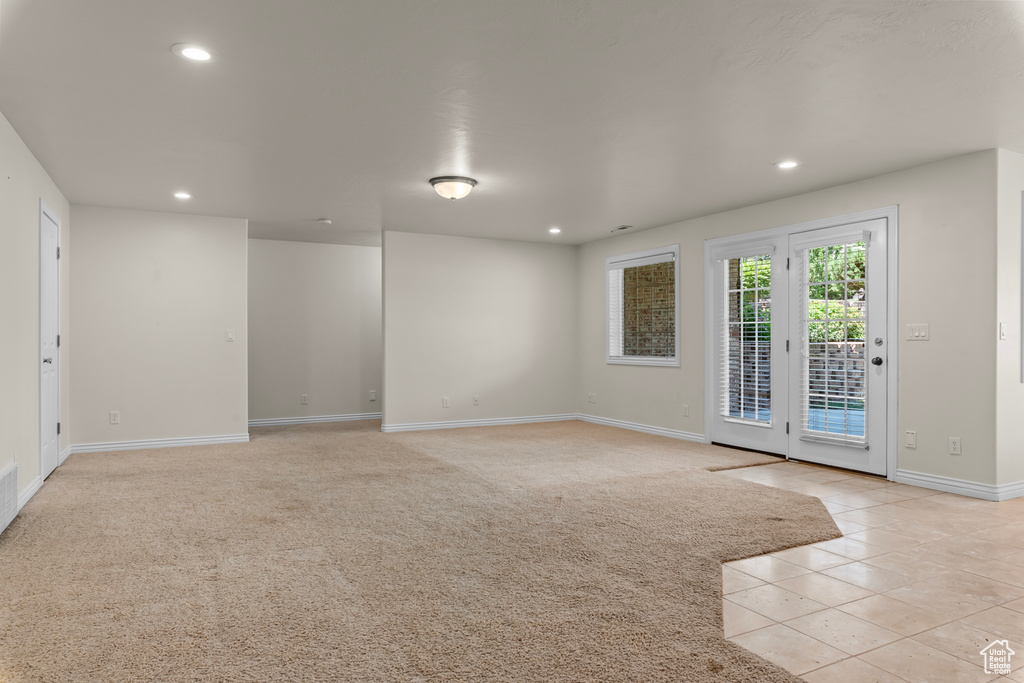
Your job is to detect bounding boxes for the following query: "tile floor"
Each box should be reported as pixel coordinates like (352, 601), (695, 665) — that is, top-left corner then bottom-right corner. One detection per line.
(718, 461), (1024, 682)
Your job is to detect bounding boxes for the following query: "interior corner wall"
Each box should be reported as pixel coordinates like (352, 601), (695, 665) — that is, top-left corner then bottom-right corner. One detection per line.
(996, 149), (1024, 487)
(382, 231), (578, 427)
(0, 110), (71, 499)
(70, 206), (248, 445)
(248, 239), (382, 421)
(578, 150), (998, 485)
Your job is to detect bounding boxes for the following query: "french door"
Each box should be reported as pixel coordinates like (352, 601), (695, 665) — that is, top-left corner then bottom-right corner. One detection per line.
(708, 214), (891, 475)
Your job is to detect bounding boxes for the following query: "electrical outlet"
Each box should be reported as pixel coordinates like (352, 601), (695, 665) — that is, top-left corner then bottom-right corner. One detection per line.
(682, 404), (689, 417)
(949, 436), (962, 455)
(109, 410), (120, 425)
(586, 392), (598, 404)
(369, 390), (377, 401)
(442, 396), (450, 408)
(473, 395), (480, 406)
(904, 430), (916, 448)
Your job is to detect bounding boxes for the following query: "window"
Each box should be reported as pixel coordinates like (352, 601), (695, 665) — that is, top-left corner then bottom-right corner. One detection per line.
(800, 240), (867, 442)
(606, 245), (679, 366)
(723, 253), (772, 423)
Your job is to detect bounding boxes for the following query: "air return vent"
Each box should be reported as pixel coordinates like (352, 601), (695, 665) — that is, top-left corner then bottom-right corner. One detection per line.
(0, 463), (17, 535)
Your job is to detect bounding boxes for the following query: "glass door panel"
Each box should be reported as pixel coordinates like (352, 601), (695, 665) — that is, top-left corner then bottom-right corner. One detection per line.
(789, 220), (887, 475)
(709, 240), (789, 456)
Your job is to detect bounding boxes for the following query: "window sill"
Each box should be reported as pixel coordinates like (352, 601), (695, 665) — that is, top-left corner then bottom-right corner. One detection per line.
(606, 357), (680, 367)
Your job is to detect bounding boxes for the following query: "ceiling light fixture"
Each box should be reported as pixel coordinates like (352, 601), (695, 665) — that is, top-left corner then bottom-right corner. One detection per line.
(174, 191), (192, 200)
(549, 227), (561, 234)
(317, 218), (333, 225)
(429, 176), (477, 200)
(775, 160), (799, 169)
(171, 43), (214, 61)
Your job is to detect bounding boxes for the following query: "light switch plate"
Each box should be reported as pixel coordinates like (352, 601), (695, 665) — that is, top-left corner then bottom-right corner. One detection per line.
(906, 323), (929, 341)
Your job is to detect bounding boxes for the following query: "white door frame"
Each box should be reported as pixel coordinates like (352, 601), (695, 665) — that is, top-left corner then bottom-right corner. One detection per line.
(704, 206), (899, 480)
(39, 199), (61, 479)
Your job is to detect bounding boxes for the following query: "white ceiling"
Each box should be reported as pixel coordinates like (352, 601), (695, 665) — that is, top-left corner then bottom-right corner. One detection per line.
(3, 0), (1024, 246)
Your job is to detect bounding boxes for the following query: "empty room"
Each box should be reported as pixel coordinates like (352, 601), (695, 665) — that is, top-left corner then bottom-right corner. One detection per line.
(3, 1), (1024, 681)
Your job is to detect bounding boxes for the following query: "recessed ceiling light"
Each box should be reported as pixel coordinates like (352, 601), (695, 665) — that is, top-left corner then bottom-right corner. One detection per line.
(775, 160), (799, 170)
(174, 191), (191, 200)
(171, 43), (214, 61)
(549, 227), (561, 234)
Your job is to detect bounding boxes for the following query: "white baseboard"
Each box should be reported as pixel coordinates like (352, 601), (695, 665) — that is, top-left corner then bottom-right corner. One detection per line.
(577, 413), (705, 443)
(381, 413), (706, 442)
(381, 414), (577, 433)
(58, 446), (71, 466)
(70, 433), (250, 455)
(18, 475), (42, 511)
(249, 412), (382, 427)
(895, 469), (1024, 502)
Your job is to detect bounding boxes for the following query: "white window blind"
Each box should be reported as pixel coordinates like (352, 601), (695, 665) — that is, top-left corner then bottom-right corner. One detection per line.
(796, 241), (869, 447)
(720, 253), (772, 424)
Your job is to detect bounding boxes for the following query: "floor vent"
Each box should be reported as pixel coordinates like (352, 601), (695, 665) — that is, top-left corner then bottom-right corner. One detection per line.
(0, 463), (17, 534)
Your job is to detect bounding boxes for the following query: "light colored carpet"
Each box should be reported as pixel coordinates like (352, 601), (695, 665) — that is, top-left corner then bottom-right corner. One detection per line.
(0, 420), (839, 682)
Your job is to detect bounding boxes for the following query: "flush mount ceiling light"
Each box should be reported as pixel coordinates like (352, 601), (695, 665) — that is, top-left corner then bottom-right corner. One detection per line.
(171, 43), (214, 61)
(429, 176), (477, 200)
(775, 160), (799, 170)
(174, 191), (192, 200)
(317, 218), (333, 225)
(549, 227), (561, 234)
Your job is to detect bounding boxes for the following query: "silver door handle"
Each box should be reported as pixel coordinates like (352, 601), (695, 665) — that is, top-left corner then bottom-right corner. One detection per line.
(42, 358), (52, 364)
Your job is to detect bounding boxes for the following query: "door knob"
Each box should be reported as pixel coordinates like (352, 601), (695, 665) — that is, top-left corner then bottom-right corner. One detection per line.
(871, 356), (883, 366)
(42, 357), (53, 364)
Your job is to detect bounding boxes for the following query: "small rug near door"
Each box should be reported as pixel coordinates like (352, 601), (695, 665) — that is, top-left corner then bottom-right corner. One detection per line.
(0, 420), (839, 681)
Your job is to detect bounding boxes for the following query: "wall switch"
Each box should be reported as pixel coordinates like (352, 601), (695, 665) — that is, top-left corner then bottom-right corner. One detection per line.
(473, 395), (480, 406)
(682, 404), (689, 417)
(109, 410), (120, 425)
(1000, 322), (1009, 341)
(906, 323), (930, 341)
(301, 394), (308, 405)
(904, 430), (916, 448)
(369, 390), (376, 401)
(949, 436), (962, 455)
(226, 329), (235, 342)
(442, 396), (450, 408)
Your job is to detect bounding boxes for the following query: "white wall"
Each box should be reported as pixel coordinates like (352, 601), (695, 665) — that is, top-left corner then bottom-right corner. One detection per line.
(578, 151), (998, 485)
(248, 239), (382, 421)
(70, 207), (248, 444)
(996, 149), (1024, 486)
(0, 110), (71, 498)
(382, 231), (577, 427)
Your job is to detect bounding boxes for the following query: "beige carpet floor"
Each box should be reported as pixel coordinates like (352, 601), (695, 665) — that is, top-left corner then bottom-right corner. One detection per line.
(0, 420), (839, 682)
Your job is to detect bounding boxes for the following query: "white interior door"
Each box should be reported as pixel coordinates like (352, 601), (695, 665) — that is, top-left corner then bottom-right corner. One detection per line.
(787, 219), (888, 475)
(709, 238), (789, 455)
(40, 202), (60, 480)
